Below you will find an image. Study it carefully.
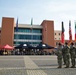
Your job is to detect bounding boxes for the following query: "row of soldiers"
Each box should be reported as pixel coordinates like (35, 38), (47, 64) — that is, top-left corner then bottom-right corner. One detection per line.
(55, 42), (76, 68)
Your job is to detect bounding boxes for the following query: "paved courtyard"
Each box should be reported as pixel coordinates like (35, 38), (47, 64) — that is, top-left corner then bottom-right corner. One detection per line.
(0, 55), (76, 75)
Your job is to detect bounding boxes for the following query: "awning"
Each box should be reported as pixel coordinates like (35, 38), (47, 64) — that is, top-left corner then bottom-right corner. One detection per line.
(35, 43), (54, 49)
(2, 44), (14, 50)
(15, 43), (35, 49)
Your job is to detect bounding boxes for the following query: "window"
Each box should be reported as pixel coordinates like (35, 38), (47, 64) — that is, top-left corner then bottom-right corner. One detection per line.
(33, 29), (42, 33)
(14, 34), (42, 40)
(14, 28), (42, 33)
(55, 38), (56, 40)
(59, 33), (60, 35)
(14, 41), (42, 45)
(55, 33), (56, 35)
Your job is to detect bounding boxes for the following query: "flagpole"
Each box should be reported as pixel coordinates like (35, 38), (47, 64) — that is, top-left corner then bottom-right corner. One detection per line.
(16, 18), (18, 46)
(75, 21), (76, 42)
(69, 20), (72, 45)
(31, 18), (33, 46)
(61, 21), (65, 45)
(31, 24), (33, 45)
(16, 32), (18, 45)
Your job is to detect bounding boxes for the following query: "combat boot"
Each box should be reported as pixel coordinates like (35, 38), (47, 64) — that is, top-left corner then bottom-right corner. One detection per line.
(71, 66), (75, 68)
(64, 66), (69, 68)
(57, 66), (62, 68)
(63, 63), (66, 65)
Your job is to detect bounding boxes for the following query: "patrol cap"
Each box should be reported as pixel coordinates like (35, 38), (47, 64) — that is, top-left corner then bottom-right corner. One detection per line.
(71, 42), (74, 45)
(58, 43), (61, 45)
(65, 42), (68, 45)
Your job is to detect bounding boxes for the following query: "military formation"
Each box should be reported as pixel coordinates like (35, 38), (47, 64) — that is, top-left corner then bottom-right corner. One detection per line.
(55, 42), (76, 68)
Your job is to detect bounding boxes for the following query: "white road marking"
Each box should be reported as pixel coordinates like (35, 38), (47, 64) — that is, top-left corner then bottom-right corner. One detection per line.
(24, 56), (47, 75)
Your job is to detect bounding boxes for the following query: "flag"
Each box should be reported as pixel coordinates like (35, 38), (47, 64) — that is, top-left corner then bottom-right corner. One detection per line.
(61, 21), (65, 44)
(16, 18), (18, 32)
(69, 20), (72, 44)
(75, 22), (76, 41)
(31, 18), (33, 25)
(30, 18), (33, 32)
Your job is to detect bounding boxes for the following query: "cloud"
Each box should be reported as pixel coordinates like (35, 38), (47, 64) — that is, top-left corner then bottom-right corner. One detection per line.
(0, 0), (76, 40)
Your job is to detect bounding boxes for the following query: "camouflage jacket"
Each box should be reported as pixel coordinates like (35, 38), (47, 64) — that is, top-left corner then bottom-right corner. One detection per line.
(62, 45), (70, 55)
(70, 45), (75, 55)
(56, 46), (62, 57)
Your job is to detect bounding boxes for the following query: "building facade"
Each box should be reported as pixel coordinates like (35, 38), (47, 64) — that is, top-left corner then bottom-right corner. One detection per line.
(54, 30), (75, 47)
(54, 30), (61, 40)
(0, 17), (55, 53)
(1, 17), (75, 54)
(14, 24), (42, 46)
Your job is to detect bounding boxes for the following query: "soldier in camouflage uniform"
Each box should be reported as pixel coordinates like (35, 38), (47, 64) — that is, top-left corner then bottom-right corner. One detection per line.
(63, 42), (70, 68)
(56, 43), (63, 68)
(70, 42), (75, 68)
(62, 45), (66, 65)
(74, 42), (76, 58)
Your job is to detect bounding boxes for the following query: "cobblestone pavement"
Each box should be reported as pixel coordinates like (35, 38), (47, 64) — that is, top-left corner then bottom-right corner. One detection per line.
(0, 55), (76, 75)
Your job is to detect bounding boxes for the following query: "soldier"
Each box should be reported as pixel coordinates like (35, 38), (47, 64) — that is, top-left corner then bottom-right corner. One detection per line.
(74, 42), (76, 57)
(70, 42), (75, 68)
(55, 43), (63, 68)
(62, 45), (66, 65)
(63, 42), (70, 68)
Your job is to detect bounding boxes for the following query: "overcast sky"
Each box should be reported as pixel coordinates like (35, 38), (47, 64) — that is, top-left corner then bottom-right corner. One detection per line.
(0, 0), (76, 40)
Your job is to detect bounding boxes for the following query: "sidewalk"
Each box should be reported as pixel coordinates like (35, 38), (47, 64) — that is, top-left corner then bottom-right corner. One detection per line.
(24, 56), (47, 75)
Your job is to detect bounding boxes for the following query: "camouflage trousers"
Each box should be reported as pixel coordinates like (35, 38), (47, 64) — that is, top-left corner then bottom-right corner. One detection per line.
(70, 55), (75, 67)
(65, 54), (70, 67)
(63, 54), (66, 64)
(57, 56), (62, 67)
